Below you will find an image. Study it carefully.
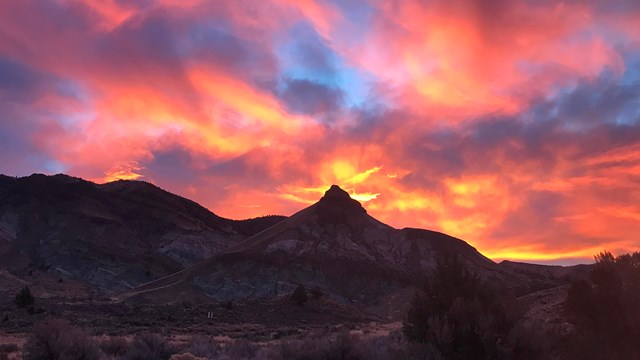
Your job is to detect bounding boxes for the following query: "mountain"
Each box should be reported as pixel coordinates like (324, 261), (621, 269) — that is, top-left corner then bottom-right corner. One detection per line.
(120, 185), (581, 307)
(0, 174), (587, 312)
(0, 174), (284, 293)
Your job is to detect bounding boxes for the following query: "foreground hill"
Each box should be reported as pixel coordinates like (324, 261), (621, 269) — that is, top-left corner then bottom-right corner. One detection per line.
(121, 185), (587, 308)
(0, 174), (284, 293)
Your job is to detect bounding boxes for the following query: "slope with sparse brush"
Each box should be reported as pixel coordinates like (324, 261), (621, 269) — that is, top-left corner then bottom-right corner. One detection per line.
(0, 174), (284, 295)
(120, 185), (547, 308)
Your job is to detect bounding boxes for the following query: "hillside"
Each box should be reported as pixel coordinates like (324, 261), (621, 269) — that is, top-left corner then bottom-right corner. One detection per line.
(120, 185), (585, 309)
(0, 174), (284, 294)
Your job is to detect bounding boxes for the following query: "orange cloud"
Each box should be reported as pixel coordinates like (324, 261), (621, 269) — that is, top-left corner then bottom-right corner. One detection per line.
(1, 0), (640, 265)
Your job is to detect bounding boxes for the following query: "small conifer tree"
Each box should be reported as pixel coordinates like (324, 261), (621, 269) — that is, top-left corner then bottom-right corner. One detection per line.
(15, 287), (34, 309)
(291, 285), (308, 306)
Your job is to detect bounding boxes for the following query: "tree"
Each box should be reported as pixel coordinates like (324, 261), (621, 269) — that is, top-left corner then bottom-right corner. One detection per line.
(565, 251), (640, 359)
(310, 286), (323, 300)
(15, 287), (34, 309)
(290, 285), (308, 306)
(403, 255), (518, 359)
(23, 318), (102, 360)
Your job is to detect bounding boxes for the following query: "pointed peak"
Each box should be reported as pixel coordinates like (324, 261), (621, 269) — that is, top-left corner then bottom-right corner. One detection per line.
(317, 185), (366, 218)
(323, 185), (352, 200)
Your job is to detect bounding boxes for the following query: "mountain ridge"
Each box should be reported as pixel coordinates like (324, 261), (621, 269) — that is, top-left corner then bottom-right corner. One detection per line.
(0, 173), (589, 314)
(0, 173), (285, 295)
(118, 183), (585, 308)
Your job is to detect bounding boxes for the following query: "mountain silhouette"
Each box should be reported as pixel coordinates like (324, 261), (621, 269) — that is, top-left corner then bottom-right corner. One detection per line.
(118, 184), (585, 309)
(0, 174), (283, 292)
(0, 174), (587, 313)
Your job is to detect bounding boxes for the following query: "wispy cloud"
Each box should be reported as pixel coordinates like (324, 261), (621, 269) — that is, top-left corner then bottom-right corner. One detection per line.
(1, 0), (640, 262)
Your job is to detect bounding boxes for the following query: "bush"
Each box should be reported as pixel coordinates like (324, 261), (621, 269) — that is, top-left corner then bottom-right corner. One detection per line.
(222, 300), (233, 310)
(223, 339), (260, 359)
(273, 331), (433, 360)
(564, 251), (640, 359)
(403, 255), (520, 359)
(100, 336), (129, 357)
(184, 336), (218, 359)
(290, 285), (308, 306)
(22, 317), (103, 360)
(310, 287), (323, 300)
(15, 287), (34, 309)
(0, 344), (18, 354)
(125, 333), (176, 360)
(277, 331), (357, 360)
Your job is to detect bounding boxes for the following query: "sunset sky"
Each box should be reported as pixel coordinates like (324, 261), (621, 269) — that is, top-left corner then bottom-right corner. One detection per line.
(1, 0), (640, 264)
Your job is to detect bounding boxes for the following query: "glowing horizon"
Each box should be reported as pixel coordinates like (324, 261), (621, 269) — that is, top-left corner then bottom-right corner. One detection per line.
(2, 0), (640, 264)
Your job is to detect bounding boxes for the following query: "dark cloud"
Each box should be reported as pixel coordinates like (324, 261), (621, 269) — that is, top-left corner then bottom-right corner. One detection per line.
(188, 25), (277, 80)
(546, 71), (640, 127)
(280, 78), (343, 116)
(0, 57), (72, 174)
(287, 23), (337, 76)
(145, 147), (197, 184)
(488, 190), (565, 240)
(0, 57), (49, 102)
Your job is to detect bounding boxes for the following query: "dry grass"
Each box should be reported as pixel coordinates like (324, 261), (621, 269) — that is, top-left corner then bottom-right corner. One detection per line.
(8, 316), (438, 360)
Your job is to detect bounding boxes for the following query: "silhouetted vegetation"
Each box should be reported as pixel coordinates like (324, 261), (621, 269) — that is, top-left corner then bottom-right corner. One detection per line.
(234, 215), (287, 236)
(0, 344), (19, 359)
(310, 286), (323, 300)
(22, 318), (102, 360)
(221, 300), (233, 310)
(125, 332), (176, 360)
(290, 285), (308, 306)
(99, 336), (129, 357)
(564, 251), (640, 360)
(15, 286), (34, 309)
(12, 252), (640, 360)
(403, 255), (521, 359)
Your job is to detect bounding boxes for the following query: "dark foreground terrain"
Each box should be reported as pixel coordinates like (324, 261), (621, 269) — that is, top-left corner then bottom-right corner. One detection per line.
(1, 175), (639, 359)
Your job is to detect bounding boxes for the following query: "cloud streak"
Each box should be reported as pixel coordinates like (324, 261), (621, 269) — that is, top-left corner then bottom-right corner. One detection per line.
(1, 0), (639, 263)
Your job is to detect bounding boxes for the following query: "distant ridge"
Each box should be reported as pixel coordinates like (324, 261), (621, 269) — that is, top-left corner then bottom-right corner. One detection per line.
(0, 173), (284, 293)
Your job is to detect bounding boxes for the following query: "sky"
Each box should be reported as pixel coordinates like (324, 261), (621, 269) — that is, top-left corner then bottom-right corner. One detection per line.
(1, 0), (640, 265)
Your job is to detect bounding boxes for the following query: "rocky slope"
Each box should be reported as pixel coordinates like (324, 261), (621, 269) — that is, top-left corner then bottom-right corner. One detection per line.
(0, 174), (588, 313)
(121, 185), (579, 307)
(0, 174), (284, 294)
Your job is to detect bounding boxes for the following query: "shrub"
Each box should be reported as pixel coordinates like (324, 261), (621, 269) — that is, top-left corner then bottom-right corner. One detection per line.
(22, 317), (103, 360)
(100, 336), (129, 357)
(277, 332), (354, 360)
(15, 287), (34, 309)
(564, 251), (640, 359)
(310, 287), (323, 300)
(184, 336), (218, 359)
(0, 344), (18, 354)
(403, 255), (520, 359)
(125, 333), (176, 360)
(273, 331), (432, 360)
(223, 339), (260, 359)
(290, 285), (308, 306)
(222, 300), (233, 310)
